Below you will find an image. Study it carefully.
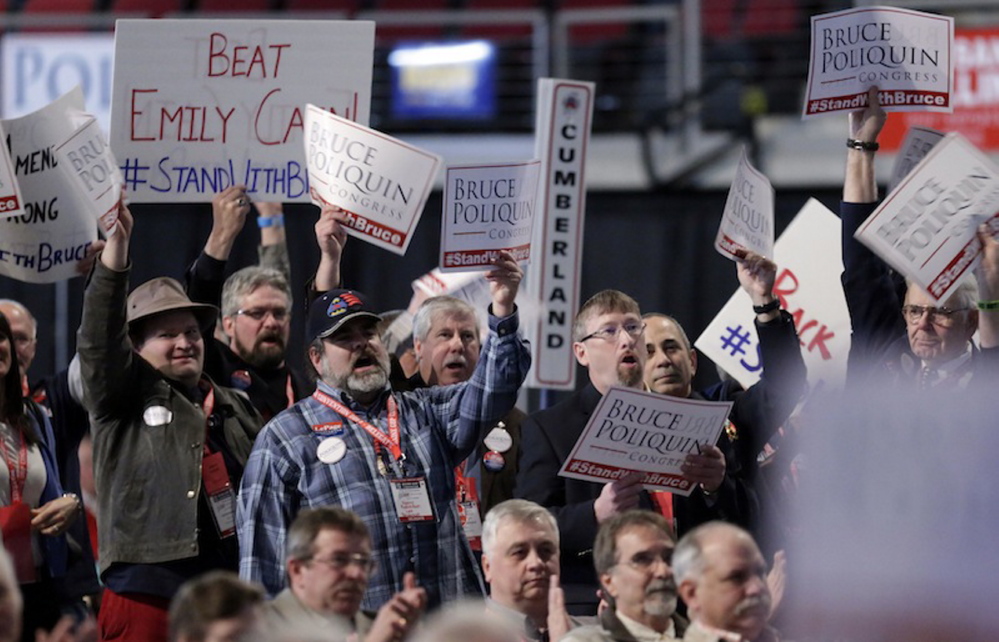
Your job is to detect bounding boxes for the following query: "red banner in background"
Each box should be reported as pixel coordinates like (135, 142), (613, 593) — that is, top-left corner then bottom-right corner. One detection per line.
(882, 28), (999, 150)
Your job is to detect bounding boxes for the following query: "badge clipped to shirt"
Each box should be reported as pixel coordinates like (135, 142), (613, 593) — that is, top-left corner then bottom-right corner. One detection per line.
(389, 476), (435, 523)
(458, 500), (483, 541)
(317, 437), (348, 464)
(202, 452), (236, 538)
(483, 423), (513, 453)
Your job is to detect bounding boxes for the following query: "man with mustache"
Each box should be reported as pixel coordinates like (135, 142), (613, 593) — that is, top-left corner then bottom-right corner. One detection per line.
(237, 251), (530, 612)
(263, 507), (426, 642)
(481, 500), (578, 641)
(517, 291), (737, 615)
(563, 510), (686, 642)
(674, 522), (776, 642)
(186, 187), (313, 420)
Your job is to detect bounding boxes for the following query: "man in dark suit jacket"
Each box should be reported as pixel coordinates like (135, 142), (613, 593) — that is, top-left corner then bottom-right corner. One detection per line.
(516, 290), (737, 615)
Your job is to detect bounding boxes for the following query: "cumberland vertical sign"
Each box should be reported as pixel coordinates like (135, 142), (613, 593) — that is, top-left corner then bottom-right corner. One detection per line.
(525, 78), (594, 390)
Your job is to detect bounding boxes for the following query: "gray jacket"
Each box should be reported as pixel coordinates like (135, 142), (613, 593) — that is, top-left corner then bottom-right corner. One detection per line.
(78, 261), (261, 571)
(562, 608), (687, 642)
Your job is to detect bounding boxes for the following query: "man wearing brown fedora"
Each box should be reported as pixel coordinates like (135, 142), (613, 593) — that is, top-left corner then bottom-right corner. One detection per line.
(77, 202), (262, 642)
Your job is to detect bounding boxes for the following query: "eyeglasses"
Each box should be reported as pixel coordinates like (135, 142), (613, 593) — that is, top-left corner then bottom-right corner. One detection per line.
(579, 321), (645, 343)
(234, 307), (289, 323)
(309, 553), (376, 573)
(901, 304), (969, 327)
(620, 549), (673, 572)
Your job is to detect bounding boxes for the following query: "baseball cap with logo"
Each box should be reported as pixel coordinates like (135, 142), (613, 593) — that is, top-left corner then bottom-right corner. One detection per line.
(307, 289), (381, 343)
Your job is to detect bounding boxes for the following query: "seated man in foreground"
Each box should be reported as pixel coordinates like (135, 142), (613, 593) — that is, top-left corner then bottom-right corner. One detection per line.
(262, 507), (426, 642)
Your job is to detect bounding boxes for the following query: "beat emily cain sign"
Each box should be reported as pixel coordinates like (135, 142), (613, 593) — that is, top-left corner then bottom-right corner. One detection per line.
(110, 20), (374, 203)
(804, 6), (953, 118)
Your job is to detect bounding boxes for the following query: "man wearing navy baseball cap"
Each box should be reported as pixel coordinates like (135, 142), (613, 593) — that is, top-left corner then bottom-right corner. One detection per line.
(237, 250), (531, 613)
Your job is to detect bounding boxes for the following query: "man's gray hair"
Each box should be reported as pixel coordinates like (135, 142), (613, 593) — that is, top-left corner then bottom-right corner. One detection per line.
(673, 521), (750, 584)
(593, 510), (673, 577)
(221, 266), (292, 318)
(481, 499), (559, 559)
(285, 507), (370, 563)
(412, 296), (480, 345)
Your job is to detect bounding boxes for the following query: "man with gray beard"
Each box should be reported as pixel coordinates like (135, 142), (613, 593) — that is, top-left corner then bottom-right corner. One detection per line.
(237, 254), (531, 613)
(563, 510), (686, 642)
(674, 523), (776, 642)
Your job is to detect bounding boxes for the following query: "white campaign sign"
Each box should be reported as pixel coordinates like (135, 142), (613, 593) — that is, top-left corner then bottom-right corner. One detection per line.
(888, 126), (944, 193)
(804, 6), (953, 118)
(54, 112), (122, 235)
(856, 133), (999, 303)
(715, 148), (775, 260)
(696, 199), (850, 392)
(440, 160), (540, 272)
(0, 88), (99, 283)
(303, 105), (441, 256)
(0, 121), (25, 218)
(110, 20), (374, 203)
(558, 387), (730, 497)
(524, 78), (594, 390)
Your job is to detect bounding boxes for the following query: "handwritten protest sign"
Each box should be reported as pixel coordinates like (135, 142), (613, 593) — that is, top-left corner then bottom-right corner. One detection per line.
(0, 121), (25, 218)
(888, 126), (943, 193)
(696, 199), (850, 392)
(55, 112), (122, 235)
(0, 88), (99, 283)
(110, 20), (374, 203)
(303, 105), (441, 256)
(804, 7), (953, 119)
(856, 133), (999, 303)
(558, 387), (731, 497)
(715, 148), (774, 260)
(440, 160), (540, 272)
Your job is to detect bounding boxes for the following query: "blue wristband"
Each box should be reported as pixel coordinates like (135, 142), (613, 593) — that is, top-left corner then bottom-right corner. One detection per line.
(257, 214), (284, 228)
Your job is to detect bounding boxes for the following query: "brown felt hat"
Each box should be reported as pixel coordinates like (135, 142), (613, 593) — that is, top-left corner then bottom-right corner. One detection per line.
(126, 277), (218, 331)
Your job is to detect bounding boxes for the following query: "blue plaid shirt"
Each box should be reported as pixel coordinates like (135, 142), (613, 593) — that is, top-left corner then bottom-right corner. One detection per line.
(237, 311), (530, 610)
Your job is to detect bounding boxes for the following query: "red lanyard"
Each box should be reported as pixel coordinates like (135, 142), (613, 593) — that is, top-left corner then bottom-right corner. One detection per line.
(312, 390), (402, 461)
(0, 429), (28, 504)
(202, 386), (216, 456)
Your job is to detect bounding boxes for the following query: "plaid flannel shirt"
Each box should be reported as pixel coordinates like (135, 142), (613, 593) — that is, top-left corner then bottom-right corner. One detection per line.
(237, 310), (530, 610)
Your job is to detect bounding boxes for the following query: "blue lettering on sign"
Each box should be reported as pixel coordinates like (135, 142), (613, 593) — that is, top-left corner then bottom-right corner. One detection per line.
(124, 157), (308, 199)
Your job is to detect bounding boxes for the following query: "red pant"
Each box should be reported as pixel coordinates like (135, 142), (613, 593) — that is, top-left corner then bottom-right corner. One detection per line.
(98, 590), (170, 642)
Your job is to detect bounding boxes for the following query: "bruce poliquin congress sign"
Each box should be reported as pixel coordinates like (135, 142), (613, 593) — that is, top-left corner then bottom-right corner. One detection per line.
(559, 387), (731, 497)
(804, 6), (953, 118)
(440, 160), (541, 272)
(856, 132), (999, 304)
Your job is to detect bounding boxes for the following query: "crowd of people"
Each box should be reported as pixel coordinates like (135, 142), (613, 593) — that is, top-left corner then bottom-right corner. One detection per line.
(0, 90), (996, 642)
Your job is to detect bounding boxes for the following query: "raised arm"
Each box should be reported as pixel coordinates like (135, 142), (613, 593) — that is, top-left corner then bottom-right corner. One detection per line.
(840, 87), (905, 371)
(976, 220), (999, 350)
(254, 200), (291, 282)
(77, 202), (137, 416)
(313, 205), (348, 292)
(186, 187), (252, 307)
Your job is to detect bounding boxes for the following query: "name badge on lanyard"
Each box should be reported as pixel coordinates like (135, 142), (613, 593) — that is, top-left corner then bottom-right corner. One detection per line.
(201, 387), (236, 539)
(389, 477), (435, 523)
(312, 391), (433, 523)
